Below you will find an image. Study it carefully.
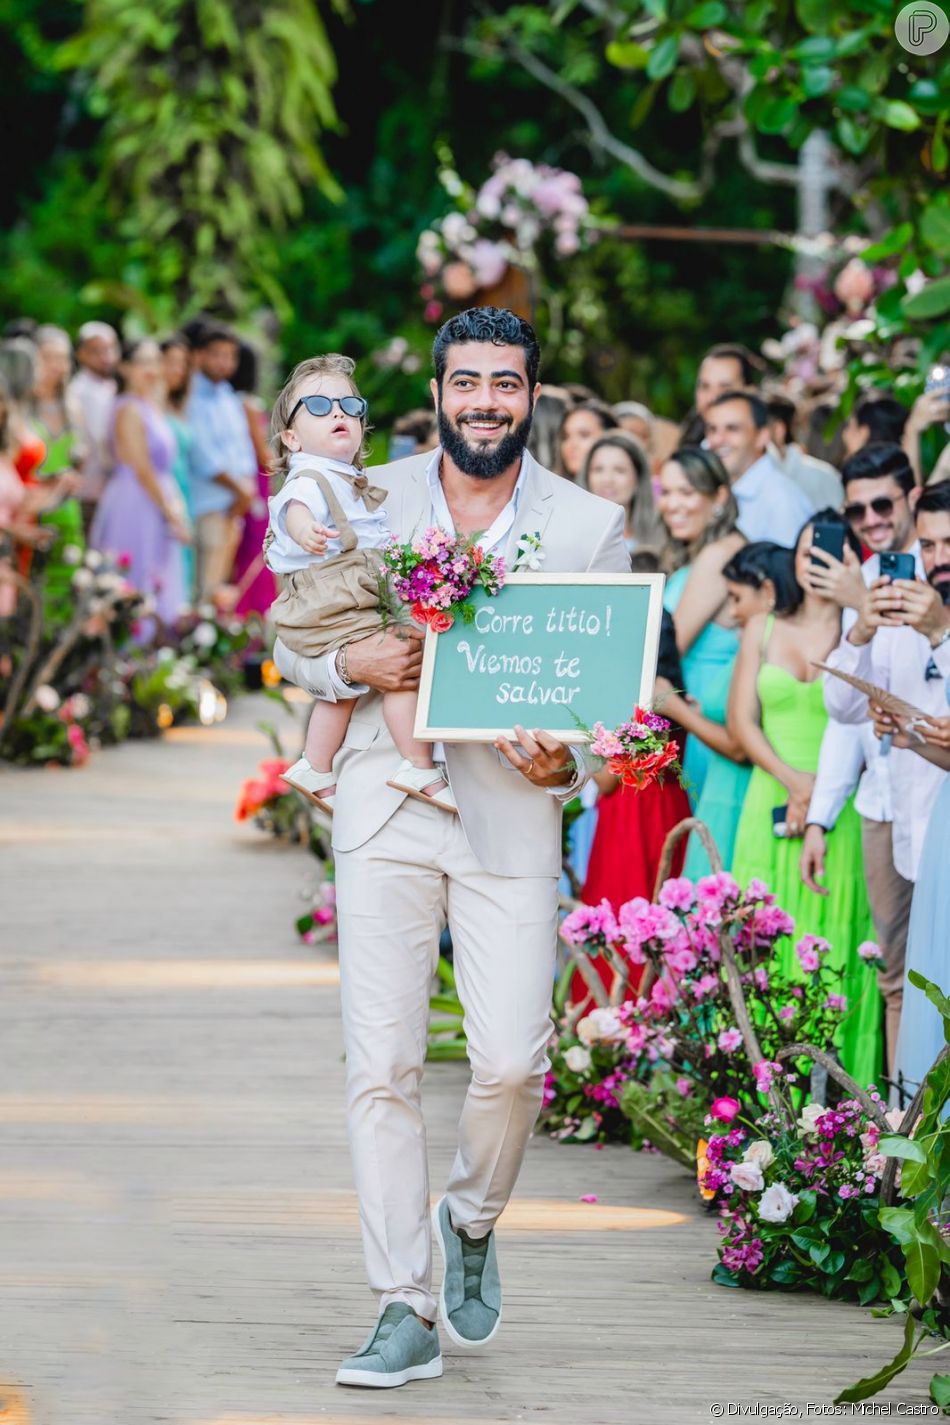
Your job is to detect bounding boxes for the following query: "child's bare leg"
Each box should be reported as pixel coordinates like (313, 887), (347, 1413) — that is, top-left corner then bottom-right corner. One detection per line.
(383, 689), (447, 794)
(304, 697), (355, 777)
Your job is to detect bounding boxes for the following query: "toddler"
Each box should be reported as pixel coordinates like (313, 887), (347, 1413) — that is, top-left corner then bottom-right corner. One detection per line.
(264, 354), (456, 815)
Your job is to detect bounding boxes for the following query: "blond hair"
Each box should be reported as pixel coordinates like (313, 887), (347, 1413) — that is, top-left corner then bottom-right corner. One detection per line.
(270, 353), (369, 476)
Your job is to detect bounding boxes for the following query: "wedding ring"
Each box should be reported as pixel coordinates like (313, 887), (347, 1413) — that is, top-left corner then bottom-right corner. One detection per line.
(525, 759), (535, 776)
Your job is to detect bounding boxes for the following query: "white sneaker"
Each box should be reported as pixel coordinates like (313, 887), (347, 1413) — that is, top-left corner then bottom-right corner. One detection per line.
(386, 760), (458, 814)
(280, 757), (336, 813)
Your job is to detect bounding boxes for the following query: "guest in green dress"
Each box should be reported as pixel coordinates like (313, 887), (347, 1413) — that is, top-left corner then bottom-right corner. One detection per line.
(657, 446), (744, 810)
(660, 542), (798, 877)
(30, 326), (85, 624)
(730, 510), (881, 1087)
(161, 335), (196, 603)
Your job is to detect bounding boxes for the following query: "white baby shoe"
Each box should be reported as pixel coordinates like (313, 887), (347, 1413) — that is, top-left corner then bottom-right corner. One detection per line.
(386, 760), (458, 814)
(281, 757), (336, 813)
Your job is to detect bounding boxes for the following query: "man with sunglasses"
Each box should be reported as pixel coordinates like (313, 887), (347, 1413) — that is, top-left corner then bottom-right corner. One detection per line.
(805, 479), (950, 1080)
(802, 444), (921, 1074)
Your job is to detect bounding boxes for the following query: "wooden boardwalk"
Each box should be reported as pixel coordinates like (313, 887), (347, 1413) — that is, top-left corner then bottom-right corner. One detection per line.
(0, 694), (938, 1425)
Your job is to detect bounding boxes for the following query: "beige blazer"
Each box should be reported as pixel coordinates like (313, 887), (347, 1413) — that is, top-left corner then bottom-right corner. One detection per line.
(276, 448), (631, 877)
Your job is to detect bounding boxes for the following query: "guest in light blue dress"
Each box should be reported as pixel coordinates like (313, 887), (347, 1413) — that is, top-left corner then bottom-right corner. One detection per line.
(657, 447), (744, 814)
(895, 764), (950, 1099)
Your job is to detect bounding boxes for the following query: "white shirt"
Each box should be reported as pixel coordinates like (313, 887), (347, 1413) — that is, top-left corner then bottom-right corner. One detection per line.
(265, 453), (391, 573)
(733, 453), (815, 547)
(822, 604), (950, 881)
(808, 546), (923, 830)
(775, 443), (844, 513)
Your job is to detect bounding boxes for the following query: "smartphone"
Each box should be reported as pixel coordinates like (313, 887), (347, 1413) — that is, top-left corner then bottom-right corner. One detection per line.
(771, 805), (788, 838)
(810, 522), (845, 566)
(879, 551), (916, 582)
(926, 365), (950, 434)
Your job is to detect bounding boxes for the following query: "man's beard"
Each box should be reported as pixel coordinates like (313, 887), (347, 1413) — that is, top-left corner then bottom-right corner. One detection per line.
(438, 404), (533, 480)
(928, 564), (950, 605)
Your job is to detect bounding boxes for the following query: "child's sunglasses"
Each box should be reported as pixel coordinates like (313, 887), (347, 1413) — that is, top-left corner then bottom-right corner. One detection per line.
(288, 393), (367, 424)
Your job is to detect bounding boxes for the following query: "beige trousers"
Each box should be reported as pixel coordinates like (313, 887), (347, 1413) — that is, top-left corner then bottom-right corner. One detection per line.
(195, 510), (242, 597)
(334, 797), (559, 1321)
(861, 817), (914, 1076)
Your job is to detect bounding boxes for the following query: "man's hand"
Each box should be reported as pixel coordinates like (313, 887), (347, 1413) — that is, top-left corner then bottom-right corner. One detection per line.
(494, 724), (573, 788)
(783, 770), (815, 838)
(849, 576), (904, 644)
(803, 544), (866, 612)
(345, 626), (425, 691)
(889, 578), (950, 643)
(908, 388), (950, 439)
(800, 824), (829, 897)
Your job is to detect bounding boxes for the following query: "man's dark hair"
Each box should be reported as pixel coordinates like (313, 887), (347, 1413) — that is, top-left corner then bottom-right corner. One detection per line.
(915, 479), (950, 520)
(842, 442), (914, 495)
(766, 395), (797, 442)
(708, 388), (769, 429)
(432, 306), (540, 391)
(393, 408), (437, 443)
(190, 321), (238, 350)
(702, 343), (763, 387)
(853, 395), (908, 445)
(722, 541), (799, 615)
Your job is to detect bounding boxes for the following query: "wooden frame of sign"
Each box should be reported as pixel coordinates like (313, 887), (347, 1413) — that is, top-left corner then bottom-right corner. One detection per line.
(414, 571), (666, 743)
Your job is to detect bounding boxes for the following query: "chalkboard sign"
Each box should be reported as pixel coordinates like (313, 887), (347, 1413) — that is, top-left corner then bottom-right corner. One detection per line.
(415, 572), (666, 742)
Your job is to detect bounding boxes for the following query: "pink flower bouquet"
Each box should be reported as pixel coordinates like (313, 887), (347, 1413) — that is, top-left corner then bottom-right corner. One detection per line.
(590, 707), (679, 791)
(381, 527), (506, 631)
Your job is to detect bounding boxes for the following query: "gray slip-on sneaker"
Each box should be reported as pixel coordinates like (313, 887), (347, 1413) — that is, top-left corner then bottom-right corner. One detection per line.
(335, 1303), (442, 1388)
(432, 1196), (502, 1349)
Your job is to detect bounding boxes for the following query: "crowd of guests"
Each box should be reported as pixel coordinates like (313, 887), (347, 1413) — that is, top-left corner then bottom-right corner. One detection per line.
(2, 315), (949, 1100)
(0, 318), (275, 628)
(540, 345), (950, 1100)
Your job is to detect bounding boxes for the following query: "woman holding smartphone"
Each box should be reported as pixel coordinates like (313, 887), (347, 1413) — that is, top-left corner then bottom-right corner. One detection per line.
(729, 509), (881, 1086)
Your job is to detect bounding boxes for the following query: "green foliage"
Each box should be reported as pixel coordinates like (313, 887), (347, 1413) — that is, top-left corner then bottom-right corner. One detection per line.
(837, 972), (950, 1406)
(55, 0), (348, 314)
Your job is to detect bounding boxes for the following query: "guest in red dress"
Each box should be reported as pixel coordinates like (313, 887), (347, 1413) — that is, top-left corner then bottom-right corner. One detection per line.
(571, 600), (691, 1012)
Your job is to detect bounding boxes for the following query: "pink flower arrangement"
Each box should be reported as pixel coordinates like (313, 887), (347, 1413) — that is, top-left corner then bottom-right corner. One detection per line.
(559, 871), (875, 1124)
(589, 707), (679, 791)
(416, 154), (595, 317)
(382, 527), (505, 631)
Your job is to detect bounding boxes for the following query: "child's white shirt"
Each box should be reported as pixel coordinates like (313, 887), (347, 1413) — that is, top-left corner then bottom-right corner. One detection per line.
(265, 453), (391, 573)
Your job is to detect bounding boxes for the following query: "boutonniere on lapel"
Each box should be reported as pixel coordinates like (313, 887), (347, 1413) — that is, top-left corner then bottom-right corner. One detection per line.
(514, 531), (545, 571)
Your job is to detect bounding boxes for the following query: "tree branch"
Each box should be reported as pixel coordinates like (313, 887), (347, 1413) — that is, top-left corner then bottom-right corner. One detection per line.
(445, 33), (711, 202)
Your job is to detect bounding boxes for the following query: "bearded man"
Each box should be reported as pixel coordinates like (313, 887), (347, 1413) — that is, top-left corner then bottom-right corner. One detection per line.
(274, 307), (629, 1389)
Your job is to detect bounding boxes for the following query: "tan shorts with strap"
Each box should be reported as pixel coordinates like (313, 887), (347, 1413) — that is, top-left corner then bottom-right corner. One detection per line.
(268, 468), (388, 660)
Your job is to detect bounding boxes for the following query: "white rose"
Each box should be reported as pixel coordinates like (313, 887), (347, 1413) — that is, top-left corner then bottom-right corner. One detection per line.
(83, 551), (103, 570)
(70, 693), (91, 719)
(758, 1183), (799, 1224)
(797, 1103), (826, 1137)
(743, 1139), (775, 1170)
(62, 544), (83, 566)
(564, 1046), (592, 1074)
(34, 684), (60, 712)
(72, 569), (94, 591)
(576, 1007), (624, 1045)
(730, 1161), (765, 1193)
(192, 621), (218, 648)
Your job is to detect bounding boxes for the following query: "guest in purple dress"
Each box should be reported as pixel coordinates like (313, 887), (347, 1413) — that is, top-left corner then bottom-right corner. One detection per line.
(231, 341), (276, 619)
(91, 338), (191, 633)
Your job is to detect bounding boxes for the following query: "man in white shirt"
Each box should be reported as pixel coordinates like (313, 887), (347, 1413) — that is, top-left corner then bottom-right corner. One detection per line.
(821, 479), (950, 893)
(704, 389), (815, 546)
(65, 320), (119, 522)
(274, 309), (629, 1389)
(801, 443), (920, 1071)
